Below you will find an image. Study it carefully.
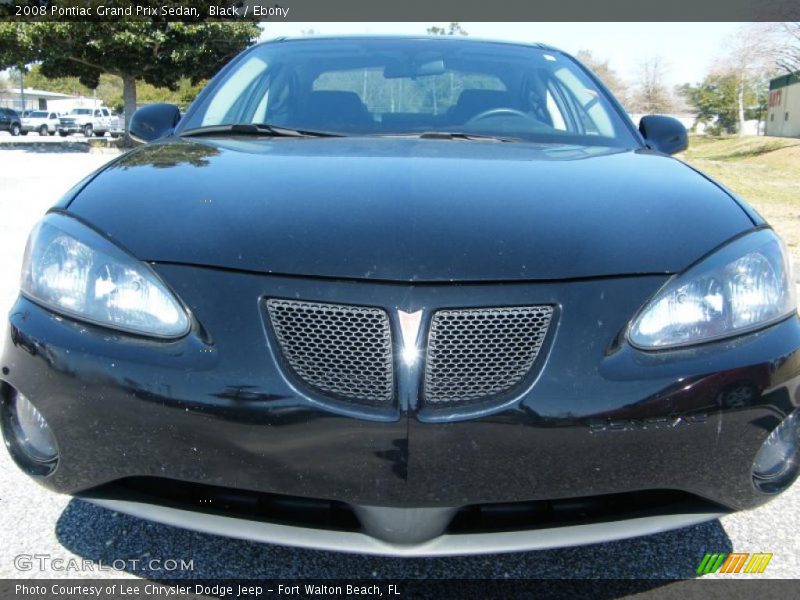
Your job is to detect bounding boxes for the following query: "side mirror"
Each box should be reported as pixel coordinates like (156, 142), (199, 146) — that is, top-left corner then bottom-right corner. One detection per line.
(638, 115), (688, 155)
(129, 103), (181, 143)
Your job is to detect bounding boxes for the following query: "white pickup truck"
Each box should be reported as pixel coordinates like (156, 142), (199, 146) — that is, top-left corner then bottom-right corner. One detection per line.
(58, 107), (112, 137)
(21, 110), (60, 136)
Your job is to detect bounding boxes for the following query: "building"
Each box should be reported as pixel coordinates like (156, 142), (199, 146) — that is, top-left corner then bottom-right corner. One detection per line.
(47, 95), (105, 114)
(766, 72), (800, 138)
(0, 87), (77, 112)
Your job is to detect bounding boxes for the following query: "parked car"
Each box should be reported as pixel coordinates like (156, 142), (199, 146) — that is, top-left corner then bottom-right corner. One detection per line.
(0, 107), (21, 136)
(3, 37), (800, 557)
(21, 110), (60, 136)
(57, 106), (112, 137)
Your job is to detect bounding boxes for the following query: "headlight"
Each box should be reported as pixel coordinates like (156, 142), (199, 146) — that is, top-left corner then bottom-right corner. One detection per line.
(629, 229), (796, 349)
(21, 213), (190, 338)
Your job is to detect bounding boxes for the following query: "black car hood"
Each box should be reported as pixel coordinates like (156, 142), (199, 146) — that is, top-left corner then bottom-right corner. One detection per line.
(67, 137), (753, 282)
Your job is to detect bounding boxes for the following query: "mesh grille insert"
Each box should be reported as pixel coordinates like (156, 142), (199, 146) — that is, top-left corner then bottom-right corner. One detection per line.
(424, 306), (554, 405)
(266, 299), (394, 405)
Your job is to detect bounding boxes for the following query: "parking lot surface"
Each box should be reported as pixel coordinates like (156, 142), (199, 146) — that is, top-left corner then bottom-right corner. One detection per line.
(0, 146), (798, 581)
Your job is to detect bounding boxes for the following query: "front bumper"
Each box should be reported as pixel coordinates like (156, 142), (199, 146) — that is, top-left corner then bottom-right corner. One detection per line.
(85, 496), (723, 556)
(57, 125), (84, 134)
(2, 265), (800, 553)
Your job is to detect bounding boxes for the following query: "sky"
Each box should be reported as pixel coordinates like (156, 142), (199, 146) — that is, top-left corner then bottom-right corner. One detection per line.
(259, 22), (744, 88)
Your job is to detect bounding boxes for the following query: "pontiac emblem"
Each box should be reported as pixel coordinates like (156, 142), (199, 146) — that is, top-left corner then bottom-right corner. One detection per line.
(397, 310), (423, 366)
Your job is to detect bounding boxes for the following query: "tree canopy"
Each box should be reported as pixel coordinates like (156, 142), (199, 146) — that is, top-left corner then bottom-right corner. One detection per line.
(678, 73), (767, 135)
(0, 21), (260, 131)
(426, 23), (469, 36)
(630, 57), (676, 114)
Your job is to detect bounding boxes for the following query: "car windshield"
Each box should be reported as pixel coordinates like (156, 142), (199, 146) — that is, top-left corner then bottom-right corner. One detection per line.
(29, 111), (48, 118)
(182, 38), (638, 148)
(70, 109), (92, 115)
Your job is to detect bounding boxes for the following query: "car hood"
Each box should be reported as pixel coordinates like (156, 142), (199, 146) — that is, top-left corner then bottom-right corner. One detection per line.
(66, 137), (753, 282)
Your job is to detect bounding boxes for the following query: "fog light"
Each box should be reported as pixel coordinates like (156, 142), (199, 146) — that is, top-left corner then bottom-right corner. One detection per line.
(7, 389), (58, 464)
(753, 411), (800, 492)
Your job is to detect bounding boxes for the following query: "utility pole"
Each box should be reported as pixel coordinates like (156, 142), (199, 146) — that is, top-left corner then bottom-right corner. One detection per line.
(19, 69), (25, 114)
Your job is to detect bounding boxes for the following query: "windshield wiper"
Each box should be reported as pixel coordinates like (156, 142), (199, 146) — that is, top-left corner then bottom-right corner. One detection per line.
(378, 131), (520, 143)
(180, 123), (343, 138)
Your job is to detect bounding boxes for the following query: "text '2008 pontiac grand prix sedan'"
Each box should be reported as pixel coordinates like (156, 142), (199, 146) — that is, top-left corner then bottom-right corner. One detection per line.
(2, 36), (799, 556)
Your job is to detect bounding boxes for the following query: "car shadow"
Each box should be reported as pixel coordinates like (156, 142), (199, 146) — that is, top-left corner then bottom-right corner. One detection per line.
(55, 499), (732, 588)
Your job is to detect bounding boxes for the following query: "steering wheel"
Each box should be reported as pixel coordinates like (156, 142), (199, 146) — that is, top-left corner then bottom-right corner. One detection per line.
(467, 108), (532, 123)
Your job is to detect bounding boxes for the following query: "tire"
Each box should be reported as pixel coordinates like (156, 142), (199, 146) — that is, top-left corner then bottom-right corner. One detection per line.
(10, 123), (20, 136)
(20, 131), (28, 136)
(83, 124), (93, 137)
(49, 131), (55, 136)
(39, 125), (48, 136)
(94, 131), (105, 138)
(58, 131), (68, 138)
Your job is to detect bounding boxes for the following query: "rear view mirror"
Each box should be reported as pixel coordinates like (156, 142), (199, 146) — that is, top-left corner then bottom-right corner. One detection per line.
(384, 59), (446, 79)
(639, 115), (688, 155)
(129, 103), (181, 143)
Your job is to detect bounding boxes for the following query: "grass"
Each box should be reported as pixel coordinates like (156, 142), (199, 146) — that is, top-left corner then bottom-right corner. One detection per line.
(679, 135), (800, 277)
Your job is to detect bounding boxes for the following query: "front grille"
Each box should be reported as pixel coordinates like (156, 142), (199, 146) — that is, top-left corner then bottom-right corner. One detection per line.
(266, 299), (394, 406)
(424, 306), (554, 405)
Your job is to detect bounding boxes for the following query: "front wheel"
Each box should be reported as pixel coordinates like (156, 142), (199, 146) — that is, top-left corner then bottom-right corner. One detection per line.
(10, 123), (20, 136)
(39, 125), (48, 136)
(19, 131), (28, 136)
(48, 130), (56, 136)
(58, 131), (68, 137)
(83, 124), (93, 137)
(94, 131), (105, 138)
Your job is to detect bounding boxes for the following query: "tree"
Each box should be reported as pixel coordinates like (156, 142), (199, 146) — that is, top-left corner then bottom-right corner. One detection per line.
(630, 56), (676, 114)
(0, 20), (260, 135)
(575, 50), (630, 108)
(678, 75), (739, 134)
(7, 67), (24, 89)
(772, 22), (800, 73)
(426, 23), (468, 36)
(678, 73), (766, 135)
(17, 64), (93, 97)
(20, 64), (207, 113)
(714, 24), (779, 136)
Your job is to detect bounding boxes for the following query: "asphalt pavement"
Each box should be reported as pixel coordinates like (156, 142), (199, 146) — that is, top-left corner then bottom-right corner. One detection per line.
(0, 143), (798, 581)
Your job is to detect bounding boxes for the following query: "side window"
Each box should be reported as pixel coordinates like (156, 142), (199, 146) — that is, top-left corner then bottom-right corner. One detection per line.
(94, 110), (101, 117)
(102, 109), (109, 117)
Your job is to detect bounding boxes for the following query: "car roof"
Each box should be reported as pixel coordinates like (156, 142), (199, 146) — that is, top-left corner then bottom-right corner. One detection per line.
(258, 34), (563, 54)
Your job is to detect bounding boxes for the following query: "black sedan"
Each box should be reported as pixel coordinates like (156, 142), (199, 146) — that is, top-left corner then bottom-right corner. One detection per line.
(0, 107), (22, 136)
(2, 37), (799, 556)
